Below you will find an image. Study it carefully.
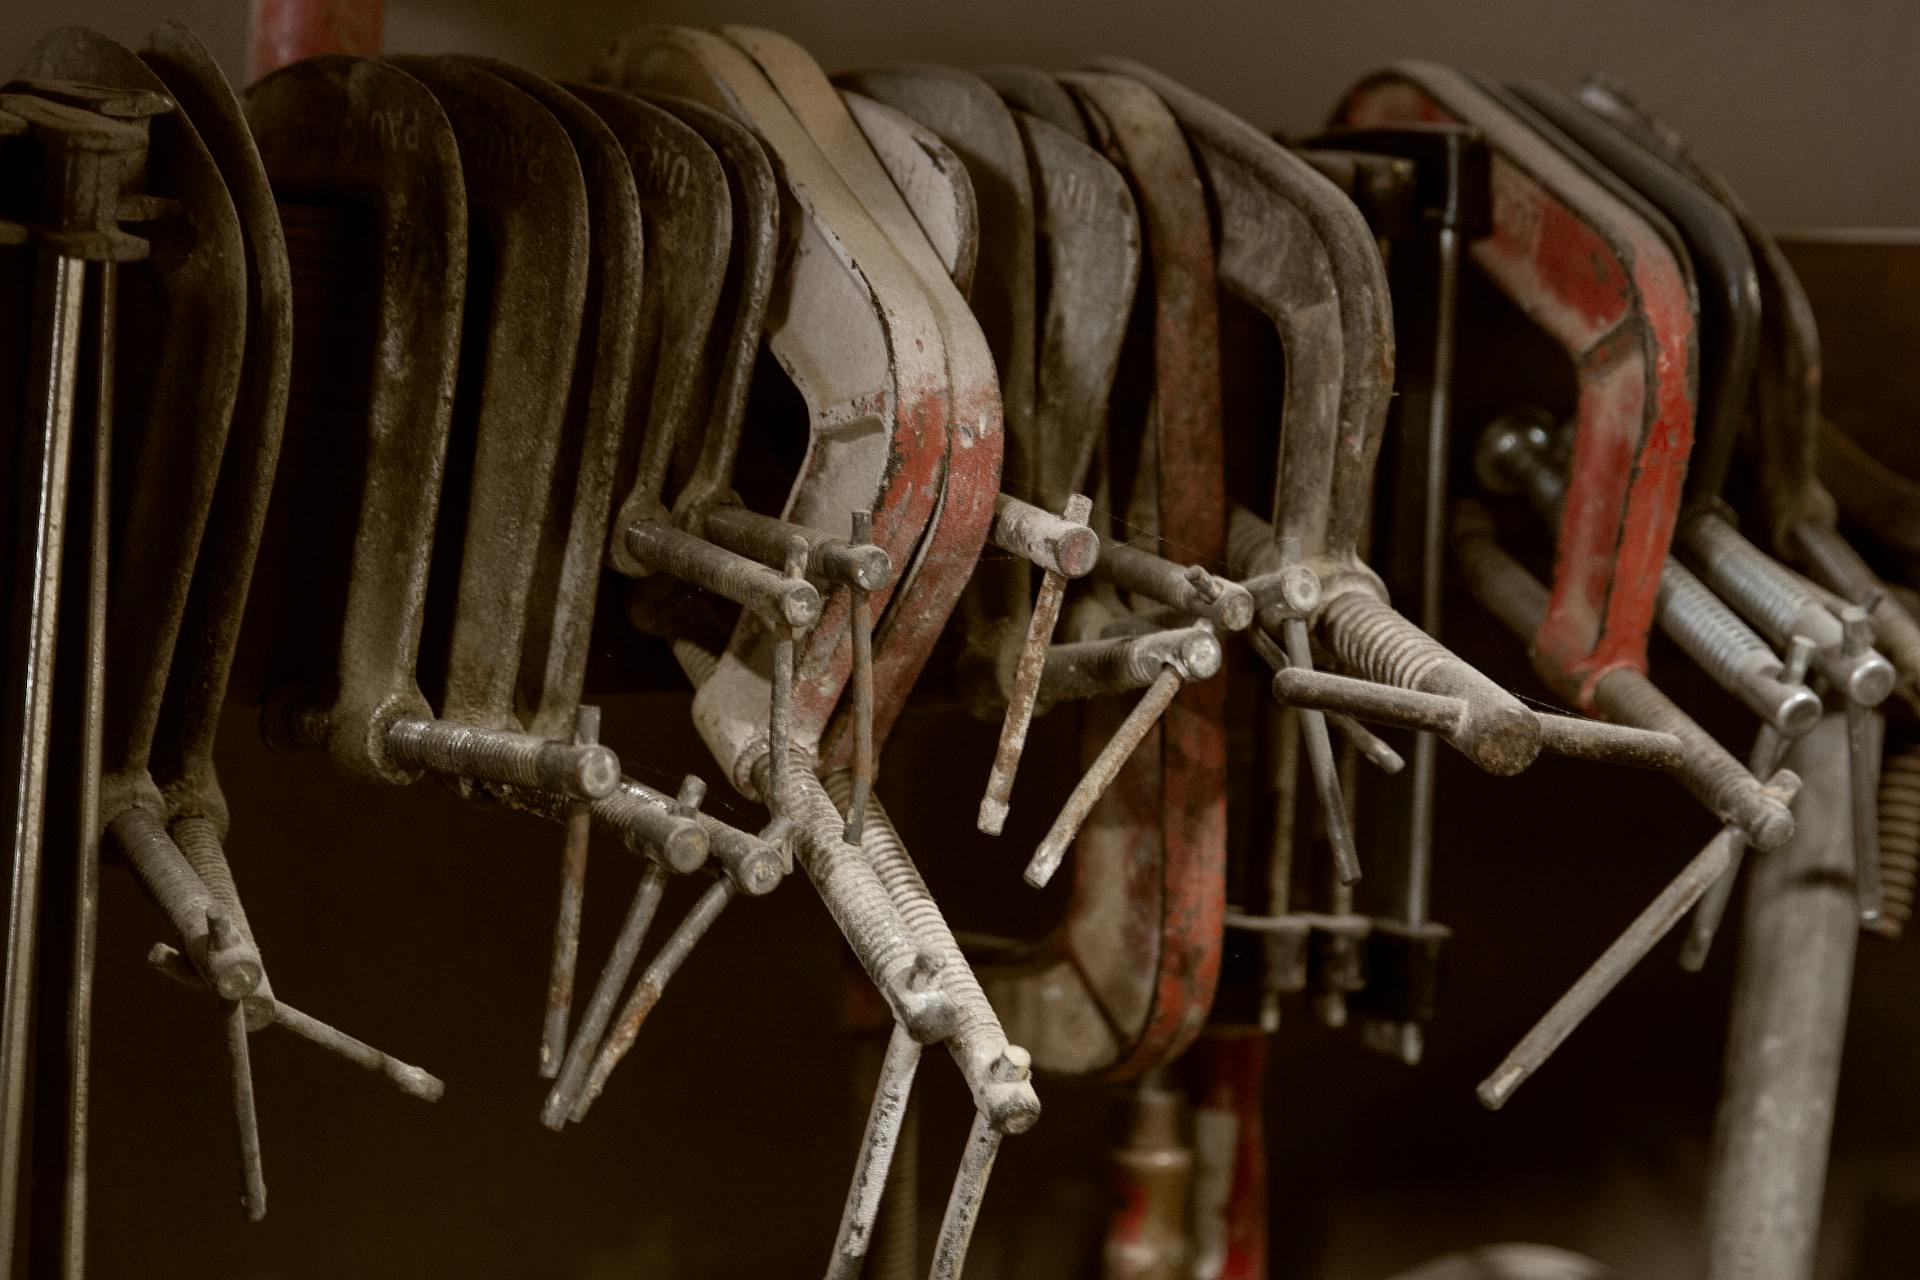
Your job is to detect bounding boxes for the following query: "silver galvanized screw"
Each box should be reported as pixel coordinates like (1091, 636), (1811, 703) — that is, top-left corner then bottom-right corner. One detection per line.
(1485, 416), (1820, 738)
(1681, 512), (1895, 707)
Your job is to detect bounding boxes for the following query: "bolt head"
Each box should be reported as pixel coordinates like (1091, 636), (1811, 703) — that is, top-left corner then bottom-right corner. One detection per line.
(989, 1045), (1032, 1083)
(1473, 412), (1552, 496)
(577, 746), (621, 800)
(780, 581), (823, 631)
(1215, 587), (1255, 632)
(1279, 566), (1321, 615)
(1774, 686), (1823, 738)
(1054, 524), (1100, 578)
(740, 853), (783, 896)
(1177, 631), (1224, 681)
(1847, 652), (1897, 707)
(661, 822), (710, 875)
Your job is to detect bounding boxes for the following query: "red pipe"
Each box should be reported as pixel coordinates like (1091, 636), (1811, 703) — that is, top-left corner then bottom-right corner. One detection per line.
(247, 0), (383, 82)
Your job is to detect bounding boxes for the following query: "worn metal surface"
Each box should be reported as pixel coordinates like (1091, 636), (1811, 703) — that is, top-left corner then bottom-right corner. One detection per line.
(827, 1019), (921, 1280)
(26, 25), (245, 850)
(823, 782), (1039, 1279)
(540, 707), (597, 1078)
(768, 753), (955, 1043)
(248, 55), (464, 784)
(1576, 81), (1920, 695)
(0, 79), (152, 1276)
(1038, 624), (1220, 703)
(721, 27), (1004, 773)
(974, 69), (1228, 1080)
(1705, 714), (1858, 1280)
(571, 84), (793, 632)
(560, 83), (724, 572)
(542, 862), (669, 1129)
(1014, 108), (1140, 509)
(0, 108), (120, 1270)
(1303, 121), (1486, 1060)
(1093, 540), (1251, 631)
(460, 64), (643, 744)
(60, 233), (115, 1280)
(23, 33), (263, 1234)
(1681, 637), (1816, 967)
(646, 93), (777, 534)
(1119, 63), (1537, 782)
(982, 66), (1089, 142)
(1341, 64), (1696, 711)
(601, 28), (962, 792)
(570, 866), (738, 1121)
(385, 55), (586, 742)
(842, 91), (979, 294)
(1479, 414), (1820, 738)
(1514, 84), (1754, 506)
(836, 64), (1033, 489)
(1453, 500), (1795, 848)
(893, 90), (1125, 833)
(831, 61), (1034, 734)
(144, 938), (443, 1100)
(139, 21), (292, 842)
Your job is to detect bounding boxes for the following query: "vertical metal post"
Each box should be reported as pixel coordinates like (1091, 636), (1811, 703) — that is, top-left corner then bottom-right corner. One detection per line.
(1, 251), (86, 1264)
(1706, 712), (1858, 1280)
(61, 257), (113, 1279)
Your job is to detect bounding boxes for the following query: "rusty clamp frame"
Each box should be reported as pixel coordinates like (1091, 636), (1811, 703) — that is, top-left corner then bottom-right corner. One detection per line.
(1338, 67), (1795, 847)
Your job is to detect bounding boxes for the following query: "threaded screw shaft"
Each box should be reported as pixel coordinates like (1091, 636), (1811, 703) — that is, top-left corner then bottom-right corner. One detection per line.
(1657, 561), (1821, 736)
(773, 753), (956, 1045)
(1592, 667), (1795, 849)
(384, 715), (620, 800)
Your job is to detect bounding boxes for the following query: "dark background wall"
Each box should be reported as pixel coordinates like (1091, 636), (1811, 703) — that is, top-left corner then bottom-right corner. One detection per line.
(4, 2), (1919, 1277)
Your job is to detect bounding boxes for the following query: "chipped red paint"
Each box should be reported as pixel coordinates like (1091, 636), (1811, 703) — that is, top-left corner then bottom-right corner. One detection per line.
(978, 71), (1226, 1082)
(792, 375), (954, 753)
(246, 0), (382, 81)
(822, 373), (1004, 767)
(1186, 1031), (1269, 1280)
(1340, 64), (1695, 708)
(1109, 94), (1229, 1072)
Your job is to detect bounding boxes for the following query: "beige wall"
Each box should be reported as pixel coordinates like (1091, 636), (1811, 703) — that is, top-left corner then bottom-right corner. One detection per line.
(7, 0), (1917, 227)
